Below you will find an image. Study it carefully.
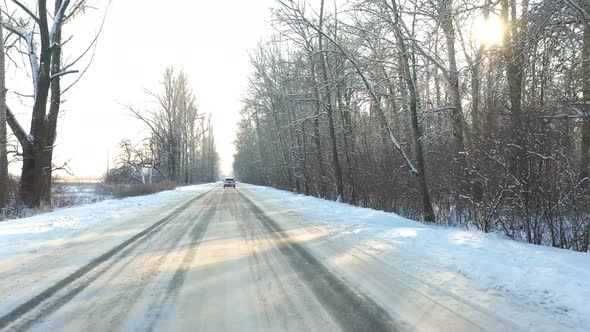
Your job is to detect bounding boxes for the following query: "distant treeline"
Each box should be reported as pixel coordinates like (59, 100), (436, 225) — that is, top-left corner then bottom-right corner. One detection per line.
(107, 68), (219, 185)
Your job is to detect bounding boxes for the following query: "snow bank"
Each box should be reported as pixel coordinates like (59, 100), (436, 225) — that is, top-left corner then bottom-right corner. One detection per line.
(243, 183), (590, 330)
(0, 183), (214, 261)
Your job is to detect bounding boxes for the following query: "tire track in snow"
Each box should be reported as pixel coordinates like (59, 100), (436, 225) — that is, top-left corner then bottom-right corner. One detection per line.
(80, 190), (218, 330)
(238, 190), (401, 332)
(0, 186), (216, 331)
(234, 190), (310, 330)
(143, 191), (219, 330)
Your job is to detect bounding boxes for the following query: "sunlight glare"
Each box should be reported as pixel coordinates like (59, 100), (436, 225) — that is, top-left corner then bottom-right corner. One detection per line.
(474, 15), (504, 47)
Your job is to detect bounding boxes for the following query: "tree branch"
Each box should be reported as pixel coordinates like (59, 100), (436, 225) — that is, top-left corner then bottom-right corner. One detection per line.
(1, 21), (40, 94)
(50, 0), (70, 46)
(5, 106), (32, 147)
(562, 0), (590, 30)
(11, 0), (40, 23)
(50, 69), (78, 80)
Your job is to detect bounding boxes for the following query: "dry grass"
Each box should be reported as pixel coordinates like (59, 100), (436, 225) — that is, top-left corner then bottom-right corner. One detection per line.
(1, 180), (176, 221)
(112, 182), (177, 198)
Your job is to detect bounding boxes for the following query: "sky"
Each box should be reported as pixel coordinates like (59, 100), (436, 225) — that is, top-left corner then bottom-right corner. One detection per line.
(7, 0), (275, 178)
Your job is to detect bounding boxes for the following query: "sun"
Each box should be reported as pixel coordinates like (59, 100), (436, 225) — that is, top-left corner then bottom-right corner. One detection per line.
(474, 15), (505, 47)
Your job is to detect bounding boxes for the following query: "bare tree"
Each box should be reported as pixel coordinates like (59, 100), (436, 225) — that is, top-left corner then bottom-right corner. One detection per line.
(112, 139), (160, 184)
(1, 0), (104, 207)
(233, 0), (590, 251)
(126, 68), (219, 184)
(386, 0), (436, 221)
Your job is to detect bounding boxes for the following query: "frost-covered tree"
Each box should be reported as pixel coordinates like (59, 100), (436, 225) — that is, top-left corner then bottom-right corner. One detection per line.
(234, 0), (590, 251)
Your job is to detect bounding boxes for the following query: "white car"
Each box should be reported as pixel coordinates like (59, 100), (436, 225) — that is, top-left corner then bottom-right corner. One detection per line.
(223, 178), (236, 188)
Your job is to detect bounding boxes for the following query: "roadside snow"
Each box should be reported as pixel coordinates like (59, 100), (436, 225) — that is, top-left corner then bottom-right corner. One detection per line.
(243, 183), (590, 331)
(1, 181), (587, 330)
(0, 183), (215, 262)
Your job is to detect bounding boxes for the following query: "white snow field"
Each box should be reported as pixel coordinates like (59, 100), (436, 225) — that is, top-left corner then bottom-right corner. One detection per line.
(0, 183), (213, 260)
(0, 182), (587, 331)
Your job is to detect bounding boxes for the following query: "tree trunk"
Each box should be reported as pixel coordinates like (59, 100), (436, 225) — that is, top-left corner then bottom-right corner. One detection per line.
(44, 0), (64, 205)
(311, 63), (326, 197)
(301, 121), (310, 195)
(501, 0), (526, 177)
(15, 0), (62, 207)
(581, 21), (590, 188)
(0, 14), (8, 209)
(390, 0), (436, 222)
(269, 98), (293, 189)
(319, 0), (344, 201)
(338, 78), (357, 204)
(441, 0), (468, 199)
(471, 59), (481, 140)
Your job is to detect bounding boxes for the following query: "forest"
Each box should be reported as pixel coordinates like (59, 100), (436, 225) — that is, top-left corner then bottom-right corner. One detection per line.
(233, 0), (590, 251)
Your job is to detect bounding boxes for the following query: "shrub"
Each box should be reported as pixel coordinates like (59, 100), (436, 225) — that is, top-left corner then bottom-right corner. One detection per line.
(111, 182), (176, 198)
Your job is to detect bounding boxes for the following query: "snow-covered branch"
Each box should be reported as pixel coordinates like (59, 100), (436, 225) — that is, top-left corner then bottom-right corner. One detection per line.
(2, 21), (40, 96)
(50, 69), (79, 80)
(50, 0), (71, 47)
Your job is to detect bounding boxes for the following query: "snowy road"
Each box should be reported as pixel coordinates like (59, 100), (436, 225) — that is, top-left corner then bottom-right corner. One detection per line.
(0, 185), (580, 331)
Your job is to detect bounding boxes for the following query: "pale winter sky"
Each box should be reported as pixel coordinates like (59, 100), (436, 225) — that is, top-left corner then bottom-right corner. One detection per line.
(7, 0), (275, 178)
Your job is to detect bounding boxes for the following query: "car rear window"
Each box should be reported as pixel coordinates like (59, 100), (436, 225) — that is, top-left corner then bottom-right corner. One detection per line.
(225, 178), (234, 181)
